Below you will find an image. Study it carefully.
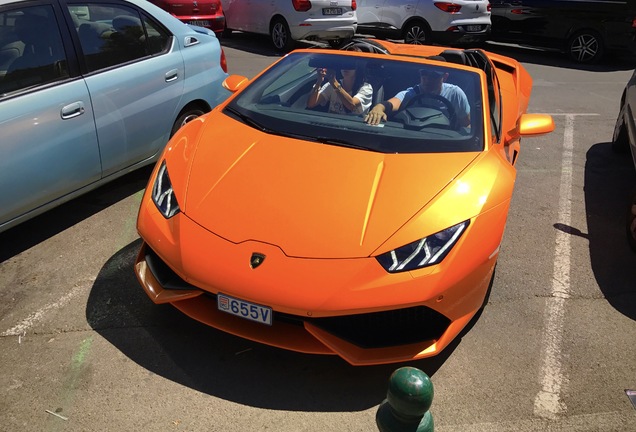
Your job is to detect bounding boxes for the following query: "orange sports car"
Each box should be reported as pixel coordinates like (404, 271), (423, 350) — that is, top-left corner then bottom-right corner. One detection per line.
(134, 39), (554, 366)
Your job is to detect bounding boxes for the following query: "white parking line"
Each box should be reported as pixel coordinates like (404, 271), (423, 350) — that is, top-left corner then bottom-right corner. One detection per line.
(1, 283), (87, 337)
(533, 114), (579, 419)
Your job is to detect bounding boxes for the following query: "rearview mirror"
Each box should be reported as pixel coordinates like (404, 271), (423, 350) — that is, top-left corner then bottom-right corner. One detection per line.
(518, 114), (555, 137)
(222, 75), (249, 92)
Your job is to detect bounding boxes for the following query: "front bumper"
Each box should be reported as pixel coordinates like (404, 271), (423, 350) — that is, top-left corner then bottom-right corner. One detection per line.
(135, 202), (497, 365)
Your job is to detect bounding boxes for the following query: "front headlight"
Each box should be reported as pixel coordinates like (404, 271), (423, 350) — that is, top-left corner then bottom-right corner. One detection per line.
(376, 220), (469, 273)
(152, 161), (180, 218)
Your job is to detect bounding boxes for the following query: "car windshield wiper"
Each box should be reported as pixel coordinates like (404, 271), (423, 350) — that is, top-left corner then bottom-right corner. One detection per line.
(315, 136), (380, 152)
(225, 106), (273, 133)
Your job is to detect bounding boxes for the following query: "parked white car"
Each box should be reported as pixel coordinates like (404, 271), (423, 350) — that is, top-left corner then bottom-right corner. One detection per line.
(221, 0), (357, 51)
(356, 0), (491, 45)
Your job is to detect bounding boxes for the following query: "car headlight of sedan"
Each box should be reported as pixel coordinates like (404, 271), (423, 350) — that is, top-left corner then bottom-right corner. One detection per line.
(376, 220), (469, 273)
(152, 161), (180, 218)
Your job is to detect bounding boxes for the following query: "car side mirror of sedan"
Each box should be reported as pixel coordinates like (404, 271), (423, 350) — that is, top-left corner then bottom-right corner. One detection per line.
(223, 75), (249, 92)
(518, 113), (555, 137)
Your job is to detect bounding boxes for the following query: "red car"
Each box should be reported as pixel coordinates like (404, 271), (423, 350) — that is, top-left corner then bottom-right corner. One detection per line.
(149, 0), (225, 36)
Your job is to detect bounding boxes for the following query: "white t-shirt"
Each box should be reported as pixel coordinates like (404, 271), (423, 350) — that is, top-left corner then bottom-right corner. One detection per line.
(318, 81), (373, 115)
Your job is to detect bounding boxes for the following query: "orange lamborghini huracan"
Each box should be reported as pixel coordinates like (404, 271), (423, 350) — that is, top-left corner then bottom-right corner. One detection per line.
(135, 39), (554, 366)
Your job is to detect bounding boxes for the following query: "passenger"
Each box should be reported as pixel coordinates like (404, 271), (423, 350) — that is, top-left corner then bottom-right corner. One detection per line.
(306, 61), (373, 116)
(364, 61), (470, 127)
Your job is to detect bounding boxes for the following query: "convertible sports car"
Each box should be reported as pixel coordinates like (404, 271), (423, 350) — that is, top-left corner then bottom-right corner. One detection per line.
(135, 39), (554, 365)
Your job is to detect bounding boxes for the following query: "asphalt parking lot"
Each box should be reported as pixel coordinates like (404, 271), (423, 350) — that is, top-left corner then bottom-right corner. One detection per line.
(1, 34), (636, 431)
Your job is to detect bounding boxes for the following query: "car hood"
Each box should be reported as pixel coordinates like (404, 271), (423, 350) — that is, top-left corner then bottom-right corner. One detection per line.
(183, 116), (479, 258)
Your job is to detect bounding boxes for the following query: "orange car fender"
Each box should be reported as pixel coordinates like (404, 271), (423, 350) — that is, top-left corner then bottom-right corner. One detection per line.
(376, 149), (516, 255)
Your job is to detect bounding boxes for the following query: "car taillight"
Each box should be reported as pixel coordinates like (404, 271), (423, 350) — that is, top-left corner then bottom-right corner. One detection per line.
(292, 0), (311, 12)
(632, 17), (636, 28)
(487, 3), (491, 11)
(220, 47), (227, 73)
(352, 0), (356, 11)
(435, 2), (462, 13)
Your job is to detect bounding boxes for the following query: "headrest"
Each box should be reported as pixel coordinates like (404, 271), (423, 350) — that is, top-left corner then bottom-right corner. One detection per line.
(113, 15), (142, 33)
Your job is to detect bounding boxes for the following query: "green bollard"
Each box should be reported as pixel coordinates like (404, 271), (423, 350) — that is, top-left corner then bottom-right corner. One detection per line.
(376, 366), (434, 432)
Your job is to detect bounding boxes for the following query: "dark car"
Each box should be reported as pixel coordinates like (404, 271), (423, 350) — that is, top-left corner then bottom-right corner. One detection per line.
(148, 0), (225, 37)
(613, 69), (636, 250)
(489, 0), (636, 63)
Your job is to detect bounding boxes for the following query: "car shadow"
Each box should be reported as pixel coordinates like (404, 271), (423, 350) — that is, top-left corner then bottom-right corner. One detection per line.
(0, 166), (153, 263)
(582, 142), (636, 320)
(85, 239), (466, 411)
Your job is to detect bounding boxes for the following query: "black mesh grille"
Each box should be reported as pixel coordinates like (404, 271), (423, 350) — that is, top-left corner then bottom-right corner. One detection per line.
(145, 246), (199, 291)
(309, 307), (451, 349)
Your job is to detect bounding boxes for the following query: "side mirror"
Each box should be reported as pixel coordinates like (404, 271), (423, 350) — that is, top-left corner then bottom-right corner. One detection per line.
(518, 114), (555, 137)
(222, 75), (249, 92)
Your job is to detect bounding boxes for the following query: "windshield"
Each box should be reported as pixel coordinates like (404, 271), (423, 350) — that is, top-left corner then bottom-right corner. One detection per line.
(224, 52), (484, 154)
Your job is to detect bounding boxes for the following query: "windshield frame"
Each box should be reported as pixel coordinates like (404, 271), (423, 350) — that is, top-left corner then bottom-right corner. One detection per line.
(224, 51), (485, 154)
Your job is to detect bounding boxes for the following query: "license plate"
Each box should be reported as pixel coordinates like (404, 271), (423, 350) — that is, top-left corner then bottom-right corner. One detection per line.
(466, 25), (482, 32)
(188, 20), (210, 26)
(217, 293), (273, 325)
(323, 7), (343, 15)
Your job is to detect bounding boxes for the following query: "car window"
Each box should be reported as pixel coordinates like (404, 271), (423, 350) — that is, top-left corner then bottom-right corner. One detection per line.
(0, 5), (69, 96)
(69, 3), (171, 73)
(225, 52), (484, 154)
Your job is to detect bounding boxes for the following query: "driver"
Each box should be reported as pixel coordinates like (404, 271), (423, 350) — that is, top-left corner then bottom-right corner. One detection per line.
(364, 62), (470, 127)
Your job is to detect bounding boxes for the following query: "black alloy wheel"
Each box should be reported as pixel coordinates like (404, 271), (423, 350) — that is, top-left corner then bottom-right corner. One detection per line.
(403, 21), (429, 45)
(568, 30), (604, 63)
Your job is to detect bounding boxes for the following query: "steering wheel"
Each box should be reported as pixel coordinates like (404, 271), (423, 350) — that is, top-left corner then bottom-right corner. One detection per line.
(394, 92), (458, 130)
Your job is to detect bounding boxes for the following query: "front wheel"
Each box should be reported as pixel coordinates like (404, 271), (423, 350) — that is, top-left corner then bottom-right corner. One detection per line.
(270, 18), (294, 52)
(403, 21), (429, 45)
(171, 108), (205, 137)
(568, 30), (604, 63)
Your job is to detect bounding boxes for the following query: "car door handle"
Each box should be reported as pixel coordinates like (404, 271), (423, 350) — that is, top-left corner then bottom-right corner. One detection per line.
(184, 36), (199, 47)
(61, 101), (85, 119)
(165, 69), (179, 82)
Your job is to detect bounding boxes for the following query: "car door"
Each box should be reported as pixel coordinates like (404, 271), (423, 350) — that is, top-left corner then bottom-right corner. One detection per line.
(357, 0), (385, 25)
(0, 2), (101, 229)
(66, 1), (184, 177)
(222, 0), (250, 31)
(380, 0), (416, 30)
(249, 0), (271, 34)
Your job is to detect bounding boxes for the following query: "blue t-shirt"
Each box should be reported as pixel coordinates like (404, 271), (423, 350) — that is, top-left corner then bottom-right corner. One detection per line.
(394, 83), (470, 119)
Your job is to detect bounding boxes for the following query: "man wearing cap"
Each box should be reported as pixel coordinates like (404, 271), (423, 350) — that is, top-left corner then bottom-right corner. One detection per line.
(364, 63), (470, 128)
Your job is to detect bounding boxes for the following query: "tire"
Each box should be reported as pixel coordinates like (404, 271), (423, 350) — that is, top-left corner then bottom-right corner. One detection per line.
(612, 102), (630, 153)
(270, 17), (294, 52)
(170, 107), (205, 137)
(567, 30), (604, 63)
(402, 20), (429, 45)
(627, 190), (636, 252)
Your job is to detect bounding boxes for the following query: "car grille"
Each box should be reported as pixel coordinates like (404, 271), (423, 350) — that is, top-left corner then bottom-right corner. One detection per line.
(309, 307), (451, 349)
(144, 245), (451, 349)
(145, 247), (199, 291)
